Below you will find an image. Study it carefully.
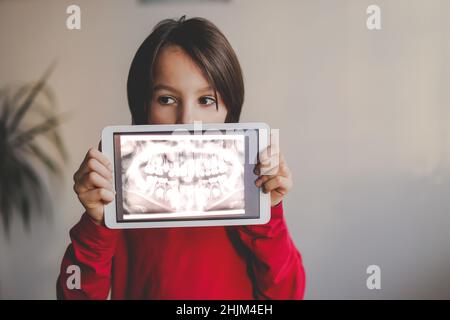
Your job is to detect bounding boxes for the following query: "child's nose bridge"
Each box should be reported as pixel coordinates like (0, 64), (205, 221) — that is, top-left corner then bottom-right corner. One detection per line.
(177, 99), (195, 124)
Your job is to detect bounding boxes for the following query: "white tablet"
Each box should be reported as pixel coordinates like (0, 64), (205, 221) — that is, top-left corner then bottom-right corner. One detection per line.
(101, 122), (271, 229)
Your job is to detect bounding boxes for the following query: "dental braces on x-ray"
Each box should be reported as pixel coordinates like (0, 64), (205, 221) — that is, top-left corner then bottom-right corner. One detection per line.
(120, 135), (245, 216)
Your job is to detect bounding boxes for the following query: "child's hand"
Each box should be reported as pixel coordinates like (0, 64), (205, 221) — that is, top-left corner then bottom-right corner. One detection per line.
(73, 142), (115, 225)
(254, 137), (293, 207)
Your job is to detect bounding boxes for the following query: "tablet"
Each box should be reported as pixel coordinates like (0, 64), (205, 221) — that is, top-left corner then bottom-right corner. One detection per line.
(101, 122), (271, 229)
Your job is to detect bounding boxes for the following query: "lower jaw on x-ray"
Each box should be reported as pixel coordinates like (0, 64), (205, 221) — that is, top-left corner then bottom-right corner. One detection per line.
(117, 135), (246, 220)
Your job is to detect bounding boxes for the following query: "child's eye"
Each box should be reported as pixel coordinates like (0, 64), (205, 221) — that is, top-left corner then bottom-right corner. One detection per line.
(157, 96), (177, 105)
(199, 96), (216, 107)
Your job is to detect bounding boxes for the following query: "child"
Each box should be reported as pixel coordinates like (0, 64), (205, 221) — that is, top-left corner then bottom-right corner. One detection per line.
(57, 16), (305, 300)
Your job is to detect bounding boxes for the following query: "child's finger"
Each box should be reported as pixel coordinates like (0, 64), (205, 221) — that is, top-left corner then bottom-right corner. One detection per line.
(261, 175), (291, 194)
(259, 129), (280, 160)
(254, 155), (280, 175)
(75, 148), (113, 181)
(88, 147), (112, 170)
(258, 154), (291, 177)
(75, 171), (114, 194)
(84, 147), (112, 170)
(261, 163), (280, 176)
(87, 158), (113, 181)
(260, 153), (280, 167)
(78, 188), (115, 207)
(75, 158), (113, 184)
(255, 175), (274, 188)
(259, 145), (279, 164)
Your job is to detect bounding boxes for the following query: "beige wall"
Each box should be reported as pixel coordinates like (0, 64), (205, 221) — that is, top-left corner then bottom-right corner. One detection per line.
(0, 0), (449, 299)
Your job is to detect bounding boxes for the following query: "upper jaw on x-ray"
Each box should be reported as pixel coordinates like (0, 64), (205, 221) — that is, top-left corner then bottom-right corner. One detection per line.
(120, 137), (245, 216)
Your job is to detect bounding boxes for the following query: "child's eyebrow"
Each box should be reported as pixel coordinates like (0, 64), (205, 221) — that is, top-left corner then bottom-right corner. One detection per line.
(196, 86), (213, 94)
(153, 84), (180, 94)
(153, 84), (213, 95)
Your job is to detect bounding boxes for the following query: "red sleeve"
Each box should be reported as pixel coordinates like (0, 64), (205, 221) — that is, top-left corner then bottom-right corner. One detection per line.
(235, 201), (306, 299)
(56, 213), (123, 300)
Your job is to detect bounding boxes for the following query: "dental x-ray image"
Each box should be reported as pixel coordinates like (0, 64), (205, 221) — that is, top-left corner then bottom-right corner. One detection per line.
(118, 134), (245, 220)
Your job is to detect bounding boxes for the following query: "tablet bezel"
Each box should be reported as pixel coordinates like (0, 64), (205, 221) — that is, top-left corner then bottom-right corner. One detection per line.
(102, 122), (271, 229)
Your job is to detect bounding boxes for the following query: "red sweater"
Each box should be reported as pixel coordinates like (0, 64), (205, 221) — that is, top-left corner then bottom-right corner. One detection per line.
(57, 202), (306, 299)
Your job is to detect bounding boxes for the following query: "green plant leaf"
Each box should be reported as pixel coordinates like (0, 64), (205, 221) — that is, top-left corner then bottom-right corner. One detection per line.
(15, 168), (31, 231)
(0, 155), (24, 236)
(0, 89), (12, 125)
(0, 171), (13, 236)
(10, 112), (69, 163)
(14, 89), (55, 121)
(13, 99), (69, 161)
(10, 113), (66, 147)
(24, 142), (62, 176)
(0, 153), (45, 235)
(0, 61), (66, 235)
(16, 156), (46, 229)
(48, 127), (68, 161)
(7, 62), (56, 133)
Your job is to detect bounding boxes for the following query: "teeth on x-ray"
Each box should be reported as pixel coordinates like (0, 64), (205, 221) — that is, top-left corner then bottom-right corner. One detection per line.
(120, 138), (245, 214)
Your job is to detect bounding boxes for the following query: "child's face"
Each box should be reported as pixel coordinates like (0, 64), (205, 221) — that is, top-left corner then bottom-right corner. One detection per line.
(148, 45), (228, 125)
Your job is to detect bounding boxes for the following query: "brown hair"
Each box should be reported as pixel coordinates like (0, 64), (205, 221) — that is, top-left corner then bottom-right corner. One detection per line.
(127, 16), (244, 125)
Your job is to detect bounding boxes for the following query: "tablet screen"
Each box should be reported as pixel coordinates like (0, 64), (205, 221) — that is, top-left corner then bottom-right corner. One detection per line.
(113, 130), (260, 222)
